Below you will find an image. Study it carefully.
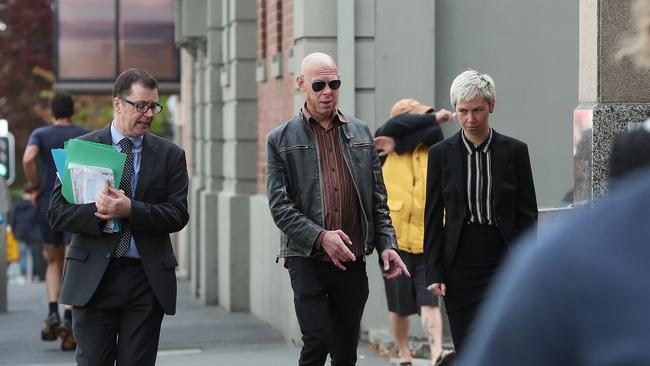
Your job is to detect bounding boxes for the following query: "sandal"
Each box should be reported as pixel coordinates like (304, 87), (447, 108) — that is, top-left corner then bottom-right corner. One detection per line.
(434, 350), (456, 366)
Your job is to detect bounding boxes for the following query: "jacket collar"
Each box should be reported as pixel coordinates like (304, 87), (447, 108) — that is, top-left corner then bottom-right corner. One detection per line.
(298, 107), (354, 141)
(300, 104), (348, 125)
(446, 129), (507, 204)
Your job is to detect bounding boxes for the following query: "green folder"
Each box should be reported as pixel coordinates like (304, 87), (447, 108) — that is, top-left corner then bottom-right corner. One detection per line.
(61, 139), (127, 203)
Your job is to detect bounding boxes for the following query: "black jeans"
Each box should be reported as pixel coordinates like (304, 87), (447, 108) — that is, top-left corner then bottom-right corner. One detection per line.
(287, 257), (369, 366)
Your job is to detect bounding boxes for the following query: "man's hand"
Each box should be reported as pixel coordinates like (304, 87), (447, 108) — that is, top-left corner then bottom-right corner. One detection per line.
(434, 108), (454, 123)
(95, 181), (132, 220)
(321, 230), (356, 270)
(427, 282), (446, 296)
(31, 190), (41, 207)
(373, 136), (396, 157)
(380, 249), (411, 280)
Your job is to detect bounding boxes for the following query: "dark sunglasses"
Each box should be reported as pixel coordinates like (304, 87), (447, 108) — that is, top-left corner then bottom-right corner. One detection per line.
(310, 79), (342, 92)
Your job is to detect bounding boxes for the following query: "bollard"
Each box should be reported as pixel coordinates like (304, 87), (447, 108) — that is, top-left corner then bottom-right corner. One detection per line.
(0, 177), (7, 312)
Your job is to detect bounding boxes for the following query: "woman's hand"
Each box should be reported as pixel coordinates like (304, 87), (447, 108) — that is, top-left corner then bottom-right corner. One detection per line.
(427, 282), (446, 296)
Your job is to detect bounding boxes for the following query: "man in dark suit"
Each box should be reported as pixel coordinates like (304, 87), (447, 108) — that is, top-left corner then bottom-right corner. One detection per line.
(424, 70), (537, 356)
(48, 68), (189, 366)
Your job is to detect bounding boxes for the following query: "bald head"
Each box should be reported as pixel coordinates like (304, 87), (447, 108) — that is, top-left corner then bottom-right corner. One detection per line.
(297, 52), (340, 124)
(300, 52), (338, 75)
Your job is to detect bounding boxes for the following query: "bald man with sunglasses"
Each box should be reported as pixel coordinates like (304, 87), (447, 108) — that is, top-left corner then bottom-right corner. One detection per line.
(266, 52), (409, 366)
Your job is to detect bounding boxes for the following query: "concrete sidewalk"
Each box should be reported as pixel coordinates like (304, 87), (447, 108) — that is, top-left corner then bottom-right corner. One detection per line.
(0, 279), (393, 365)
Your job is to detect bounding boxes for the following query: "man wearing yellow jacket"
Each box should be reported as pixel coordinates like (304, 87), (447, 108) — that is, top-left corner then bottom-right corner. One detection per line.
(374, 99), (454, 366)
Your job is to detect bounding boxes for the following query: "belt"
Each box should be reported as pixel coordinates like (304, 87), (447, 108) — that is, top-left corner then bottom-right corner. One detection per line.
(109, 257), (141, 267)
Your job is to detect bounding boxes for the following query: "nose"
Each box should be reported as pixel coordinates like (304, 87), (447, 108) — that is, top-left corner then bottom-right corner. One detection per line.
(321, 84), (334, 94)
(144, 107), (155, 117)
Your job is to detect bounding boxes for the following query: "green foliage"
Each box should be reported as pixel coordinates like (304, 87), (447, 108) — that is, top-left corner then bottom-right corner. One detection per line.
(0, 0), (54, 189)
(153, 95), (172, 137)
(72, 94), (171, 137)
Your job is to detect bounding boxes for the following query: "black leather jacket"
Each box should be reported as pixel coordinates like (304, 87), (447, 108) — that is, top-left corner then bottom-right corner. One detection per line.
(266, 112), (397, 258)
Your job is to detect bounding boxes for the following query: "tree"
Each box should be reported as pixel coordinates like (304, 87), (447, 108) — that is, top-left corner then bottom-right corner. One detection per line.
(0, 0), (54, 190)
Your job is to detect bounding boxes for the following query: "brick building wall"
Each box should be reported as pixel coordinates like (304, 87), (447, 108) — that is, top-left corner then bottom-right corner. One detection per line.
(256, 0), (295, 194)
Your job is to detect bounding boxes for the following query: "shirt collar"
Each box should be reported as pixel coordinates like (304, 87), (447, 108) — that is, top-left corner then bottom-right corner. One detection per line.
(461, 128), (493, 155)
(300, 104), (348, 126)
(110, 121), (143, 149)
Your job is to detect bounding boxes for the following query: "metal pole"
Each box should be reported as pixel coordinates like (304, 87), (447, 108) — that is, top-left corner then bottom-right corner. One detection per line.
(0, 177), (8, 312)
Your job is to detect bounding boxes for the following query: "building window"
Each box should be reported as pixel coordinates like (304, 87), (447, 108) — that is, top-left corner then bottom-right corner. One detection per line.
(57, 0), (116, 79)
(55, 0), (179, 83)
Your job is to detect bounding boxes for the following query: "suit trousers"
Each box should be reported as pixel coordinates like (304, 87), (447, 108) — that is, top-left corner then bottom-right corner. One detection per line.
(287, 257), (369, 366)
(72, 258), (165, 366)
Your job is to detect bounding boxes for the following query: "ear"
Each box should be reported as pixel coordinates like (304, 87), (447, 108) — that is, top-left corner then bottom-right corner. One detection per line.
(296, 75), (306, 92)
(113, 97), (122, 114)
(489, 100), (495, 113)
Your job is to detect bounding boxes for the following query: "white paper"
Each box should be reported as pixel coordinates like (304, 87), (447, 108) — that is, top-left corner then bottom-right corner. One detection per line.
(68, 163), (117, 233)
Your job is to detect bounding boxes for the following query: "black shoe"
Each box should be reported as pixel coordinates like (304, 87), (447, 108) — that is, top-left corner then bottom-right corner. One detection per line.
(41, 313), (60, 341)
(435, 350), (456, 366)
(57, 318), (76, 351)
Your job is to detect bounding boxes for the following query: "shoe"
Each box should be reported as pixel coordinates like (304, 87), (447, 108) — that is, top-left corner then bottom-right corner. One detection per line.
(399, 363), (413, 366)
(41, 313), (60, 341)
(57, 318), (77, 351)
(435, 350), (456, 366)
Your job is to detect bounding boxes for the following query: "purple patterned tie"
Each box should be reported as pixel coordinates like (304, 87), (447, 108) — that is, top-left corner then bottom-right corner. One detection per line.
(113, 138), (134, 258)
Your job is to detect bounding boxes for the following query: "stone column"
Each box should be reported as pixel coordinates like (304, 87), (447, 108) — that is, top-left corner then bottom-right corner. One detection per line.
(575, 0), (650, 202)
(197, 0), (225, 305)
(189, 46), (206, 297)
(216, 0), (257, 312)
(174, 0), (209, 299)
(176, 49), (194, 278)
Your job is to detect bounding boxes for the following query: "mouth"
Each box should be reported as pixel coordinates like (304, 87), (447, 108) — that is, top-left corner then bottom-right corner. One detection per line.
(136, 120), (152, 129)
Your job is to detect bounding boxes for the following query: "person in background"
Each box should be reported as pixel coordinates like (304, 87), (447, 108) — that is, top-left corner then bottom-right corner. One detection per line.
(374, 99), (455, 366)
(23, 91), (89, 351)
(9, 186), (46, 282)
(608, 119), (650, 184)
(424, 70), (538, 357)
(266, 52), (410, 366)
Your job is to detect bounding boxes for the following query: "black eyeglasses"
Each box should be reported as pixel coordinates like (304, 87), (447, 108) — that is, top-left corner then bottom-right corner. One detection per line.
(308, 79), (342, 92)
(119, 97), (163, 114)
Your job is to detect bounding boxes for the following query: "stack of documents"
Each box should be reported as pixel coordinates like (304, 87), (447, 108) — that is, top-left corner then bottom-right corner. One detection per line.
(51, 139), (127, 233)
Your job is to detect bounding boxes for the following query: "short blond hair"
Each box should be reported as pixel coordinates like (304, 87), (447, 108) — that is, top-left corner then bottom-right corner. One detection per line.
(449, 70), (495, 109)
(618, 0), (650, 68)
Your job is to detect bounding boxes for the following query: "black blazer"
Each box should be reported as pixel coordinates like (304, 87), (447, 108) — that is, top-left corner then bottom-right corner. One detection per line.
(47, 126), (189, 315)
(424, 130), (538, 285)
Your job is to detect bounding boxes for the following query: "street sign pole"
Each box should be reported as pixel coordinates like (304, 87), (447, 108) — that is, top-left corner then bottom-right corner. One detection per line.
(0, 177), (8, 313)
(0, 118), (11, 312)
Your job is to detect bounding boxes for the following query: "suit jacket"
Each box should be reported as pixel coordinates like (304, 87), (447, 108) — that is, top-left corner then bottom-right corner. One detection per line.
(48, 126), (189, 315)
(424, 130), (537, 285)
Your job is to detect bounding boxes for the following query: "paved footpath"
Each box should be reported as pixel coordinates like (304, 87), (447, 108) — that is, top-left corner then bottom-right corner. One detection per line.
(0, 279), (393, 366)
